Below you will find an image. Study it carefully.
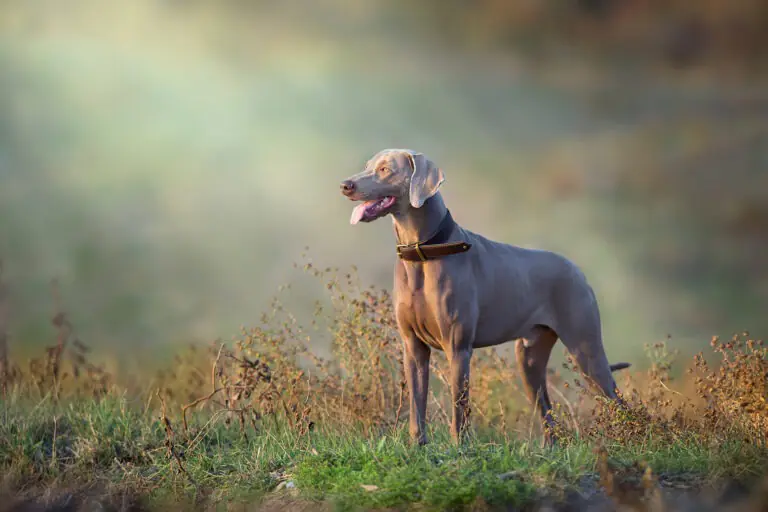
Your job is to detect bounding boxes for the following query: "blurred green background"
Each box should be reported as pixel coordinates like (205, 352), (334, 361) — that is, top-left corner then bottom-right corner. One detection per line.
(1, 0), (766, 368)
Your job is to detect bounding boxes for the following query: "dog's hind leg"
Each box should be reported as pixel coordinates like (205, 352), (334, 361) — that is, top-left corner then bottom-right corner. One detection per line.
(515, 325), (559, 446)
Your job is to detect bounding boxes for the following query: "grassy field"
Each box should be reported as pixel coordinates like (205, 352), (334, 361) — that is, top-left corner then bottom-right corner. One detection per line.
(1, 264), (767, 511)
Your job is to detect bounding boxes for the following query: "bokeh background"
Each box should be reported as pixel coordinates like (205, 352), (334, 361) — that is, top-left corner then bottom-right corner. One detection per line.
(1, 0), (767, 370)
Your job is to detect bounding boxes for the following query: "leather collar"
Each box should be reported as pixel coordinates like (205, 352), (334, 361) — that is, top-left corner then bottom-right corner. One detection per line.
(395, 210), (472, 262)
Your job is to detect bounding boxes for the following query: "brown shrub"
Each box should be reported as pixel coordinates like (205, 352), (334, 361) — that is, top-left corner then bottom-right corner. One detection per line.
(5, 257), (767, 452)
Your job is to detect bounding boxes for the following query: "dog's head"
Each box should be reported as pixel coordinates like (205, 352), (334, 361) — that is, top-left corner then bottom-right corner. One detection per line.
(340, 149), (444, 225)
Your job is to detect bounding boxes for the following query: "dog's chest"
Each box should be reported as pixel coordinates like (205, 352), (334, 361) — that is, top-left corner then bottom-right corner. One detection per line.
(396, 295), (444, 350)
(394, 263), (447, 350)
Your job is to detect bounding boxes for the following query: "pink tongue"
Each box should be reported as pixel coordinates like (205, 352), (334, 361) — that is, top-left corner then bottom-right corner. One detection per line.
(350, 201), (373, 225)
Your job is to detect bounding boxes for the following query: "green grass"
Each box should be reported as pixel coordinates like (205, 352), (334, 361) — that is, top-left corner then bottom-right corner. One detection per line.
(293, 435), (579, 510)
(2, 394), (767, 511)
(0, 267), (765, 510)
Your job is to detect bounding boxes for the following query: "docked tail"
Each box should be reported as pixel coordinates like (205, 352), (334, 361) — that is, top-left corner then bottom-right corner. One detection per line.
(610, 362), (631, 372)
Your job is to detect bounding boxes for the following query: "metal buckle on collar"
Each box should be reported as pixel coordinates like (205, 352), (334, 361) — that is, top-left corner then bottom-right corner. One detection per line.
(396, 243), (428, 262)
(413, 243), (427, 262)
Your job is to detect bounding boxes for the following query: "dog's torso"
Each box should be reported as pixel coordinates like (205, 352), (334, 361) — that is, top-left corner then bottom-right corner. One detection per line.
(394, 226), (600, 351)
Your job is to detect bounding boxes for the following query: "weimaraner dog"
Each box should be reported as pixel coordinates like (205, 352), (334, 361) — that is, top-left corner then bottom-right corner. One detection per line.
(340, 149), (629, 446)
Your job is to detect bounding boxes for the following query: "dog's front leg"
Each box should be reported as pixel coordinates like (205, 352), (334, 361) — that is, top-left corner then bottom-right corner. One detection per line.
(447, 323), (473, 445)
(449, 348), (472, 444)
(402, 329), (431, 446)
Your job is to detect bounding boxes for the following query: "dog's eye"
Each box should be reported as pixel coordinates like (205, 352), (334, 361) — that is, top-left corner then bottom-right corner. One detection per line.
(377, 167), (391, 177)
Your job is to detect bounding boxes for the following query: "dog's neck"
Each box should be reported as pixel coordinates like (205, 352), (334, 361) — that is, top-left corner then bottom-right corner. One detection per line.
(392, 194), (449, 246)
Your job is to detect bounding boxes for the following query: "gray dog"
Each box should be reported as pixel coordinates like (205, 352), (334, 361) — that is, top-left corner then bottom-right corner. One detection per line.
(341, 148), (629, 446)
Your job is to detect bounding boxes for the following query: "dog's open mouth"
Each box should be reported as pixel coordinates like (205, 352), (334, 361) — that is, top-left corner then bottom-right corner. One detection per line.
(350, 196), (396, 225)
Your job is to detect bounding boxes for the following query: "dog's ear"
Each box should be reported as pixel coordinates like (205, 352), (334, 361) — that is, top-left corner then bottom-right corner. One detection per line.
(407, 152), (444, 208)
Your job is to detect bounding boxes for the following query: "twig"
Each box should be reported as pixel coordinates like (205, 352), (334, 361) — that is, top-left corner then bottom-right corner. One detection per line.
(182, 388), (224, 432)
(51, 415), (58, 468)
(392, 380), (406, 432)
(0, 261), (9, 397)
(430, 390), (449, 422)
(181, 344), (224, 432)
(223, 352), (295, 428)
(186, 409), (236, 454)
(430, 362), (451, 390)
(527, 390), (540, 443)
(211, 344), (224, 389)
(551, 384), (580, 438)
(658, 379), (684, 397)
(157, 390), (197, 488)
(49, 279), (72, 402)
(498, 400), (510, 443)
(267, 375), (295, 428)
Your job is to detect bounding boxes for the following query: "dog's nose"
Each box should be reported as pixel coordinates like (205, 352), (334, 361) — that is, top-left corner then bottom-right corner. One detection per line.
(340, 180), (356, 195)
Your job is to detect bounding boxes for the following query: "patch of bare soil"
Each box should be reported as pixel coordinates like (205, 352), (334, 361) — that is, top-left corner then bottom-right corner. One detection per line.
(2, 476), (768, 512)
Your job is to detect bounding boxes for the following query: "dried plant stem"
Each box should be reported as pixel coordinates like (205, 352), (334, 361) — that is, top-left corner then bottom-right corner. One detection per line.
(658, 379), (684, 397)
(392, 379), (406, 432)
(224, 351), (295, 429)
(551, 384), (580, 438)
(0, 261), (8, 397)
(158, 390), (197, 488)
(181, 344), (225, 432)
(182, 388), (224, 432)
(49, 279), (71, 402)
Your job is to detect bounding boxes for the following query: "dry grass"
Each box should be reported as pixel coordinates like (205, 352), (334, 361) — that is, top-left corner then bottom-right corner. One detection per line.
(0, 256), (766, 510)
